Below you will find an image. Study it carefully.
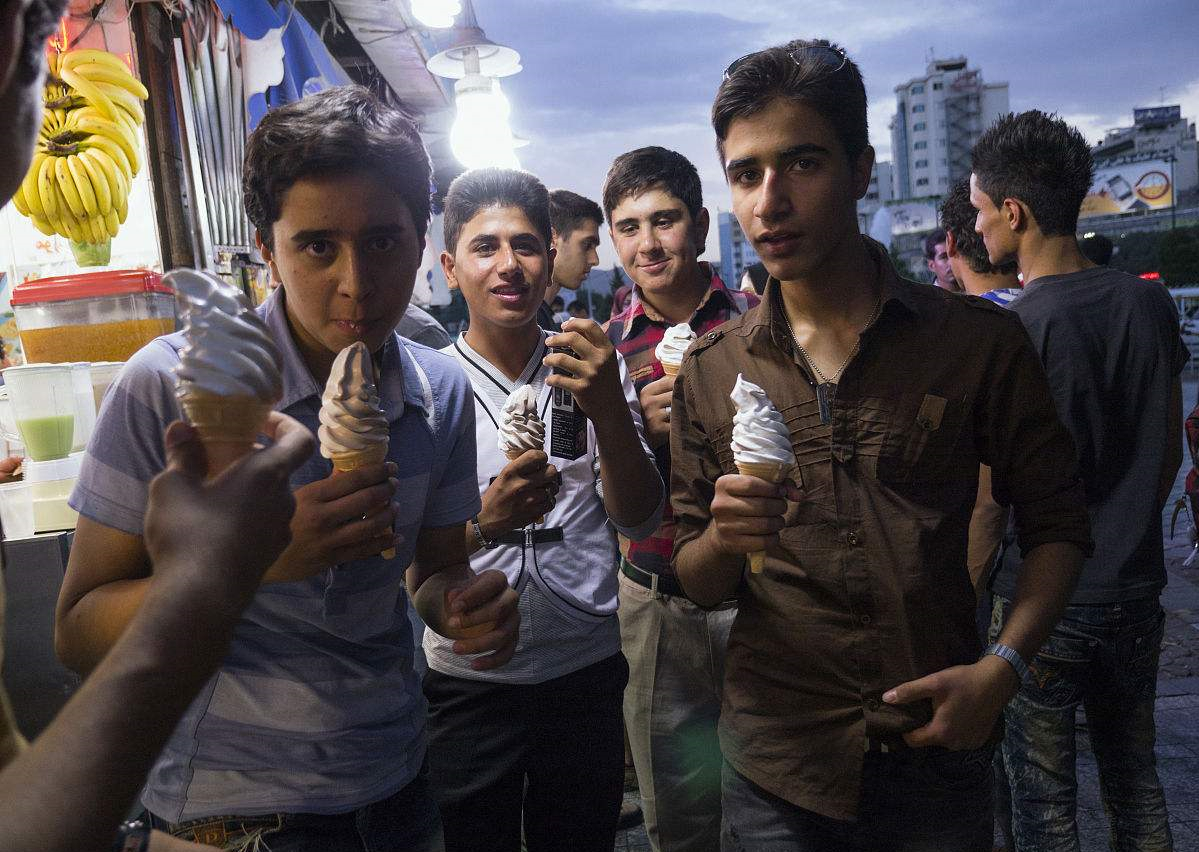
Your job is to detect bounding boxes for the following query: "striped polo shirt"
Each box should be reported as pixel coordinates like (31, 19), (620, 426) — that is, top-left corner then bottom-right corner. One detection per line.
(603, 264), (757, 580)
(70, 287), (481, 820)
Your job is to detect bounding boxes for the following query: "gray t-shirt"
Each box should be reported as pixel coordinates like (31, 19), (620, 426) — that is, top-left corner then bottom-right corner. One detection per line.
(991, 266), (1189, 603)
(397, 303), (452, 349)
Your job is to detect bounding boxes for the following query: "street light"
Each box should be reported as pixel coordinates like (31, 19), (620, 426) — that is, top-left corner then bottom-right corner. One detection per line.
(450, 72), (519, 169)
(411, 0), (461, 29)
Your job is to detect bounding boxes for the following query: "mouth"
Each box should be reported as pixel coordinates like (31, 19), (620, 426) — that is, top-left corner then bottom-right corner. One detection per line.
(491, 283), (530, 305)
(638, 259), (670, 276)
(333, 319), (375, 337)
(755, 230), (802, 256)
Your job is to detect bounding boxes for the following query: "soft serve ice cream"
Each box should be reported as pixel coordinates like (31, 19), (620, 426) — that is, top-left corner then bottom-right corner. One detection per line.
(168, 268), (282, 475)
(655, 323), (696, 376)
(498, 385), (545, 459)
(729, 373), (795, 573)
(318, 341), (389, 465)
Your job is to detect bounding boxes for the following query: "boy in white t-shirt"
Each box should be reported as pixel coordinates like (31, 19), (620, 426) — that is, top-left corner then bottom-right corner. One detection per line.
(424, 167), (663, 852)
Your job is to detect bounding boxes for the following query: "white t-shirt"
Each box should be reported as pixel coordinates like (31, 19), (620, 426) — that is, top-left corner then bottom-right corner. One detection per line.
(424, 330), (661, 684)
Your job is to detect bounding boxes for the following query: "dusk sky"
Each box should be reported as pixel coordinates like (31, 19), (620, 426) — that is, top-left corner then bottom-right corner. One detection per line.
(479, 0), (1199, 267)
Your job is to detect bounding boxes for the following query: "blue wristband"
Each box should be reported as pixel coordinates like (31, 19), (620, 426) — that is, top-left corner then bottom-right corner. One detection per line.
(983, 642), (1030, 684)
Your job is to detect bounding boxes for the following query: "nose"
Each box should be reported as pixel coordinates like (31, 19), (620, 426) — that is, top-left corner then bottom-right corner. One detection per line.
(336, 247), (370, 301)
(638, 227), (662, 256)
(496, 242), (520, 277)
(753, 168), (792, 223)
(586, 246), (599, 268)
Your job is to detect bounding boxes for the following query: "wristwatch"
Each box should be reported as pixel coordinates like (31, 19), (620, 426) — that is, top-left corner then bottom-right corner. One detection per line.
(111, 818), (151, 852)
(983, 642), (1030, 684)
(471, 516), (498, 550)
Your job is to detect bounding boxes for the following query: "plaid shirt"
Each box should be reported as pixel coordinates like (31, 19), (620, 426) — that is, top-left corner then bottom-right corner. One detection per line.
(603, 263), (758, 579)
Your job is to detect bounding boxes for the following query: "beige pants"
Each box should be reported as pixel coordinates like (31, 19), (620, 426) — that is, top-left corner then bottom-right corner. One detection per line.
(618, 573), (735, 852)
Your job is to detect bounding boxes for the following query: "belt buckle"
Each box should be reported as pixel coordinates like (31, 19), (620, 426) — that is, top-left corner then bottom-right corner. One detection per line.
(650, 571), (663, 600)
(524, 528), (535, 549)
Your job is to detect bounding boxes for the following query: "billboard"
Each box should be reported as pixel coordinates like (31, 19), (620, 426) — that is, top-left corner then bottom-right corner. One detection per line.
(1080, 157), (1173, 218)
(883, 200), (941, 235)
(1134, 105), (1181, 125)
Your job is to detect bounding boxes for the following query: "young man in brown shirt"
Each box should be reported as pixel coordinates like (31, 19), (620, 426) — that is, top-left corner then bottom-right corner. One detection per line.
(670, 40), (1093, 850)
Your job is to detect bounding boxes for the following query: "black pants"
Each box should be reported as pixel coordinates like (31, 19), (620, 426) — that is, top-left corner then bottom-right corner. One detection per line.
(424, 652), (629, 852)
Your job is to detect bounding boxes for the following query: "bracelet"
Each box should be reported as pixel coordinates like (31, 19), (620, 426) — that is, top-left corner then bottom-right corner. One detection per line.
(983, 642), (1030, 684)
(111, 819), (151, 852)
(471, 516), (498, 550)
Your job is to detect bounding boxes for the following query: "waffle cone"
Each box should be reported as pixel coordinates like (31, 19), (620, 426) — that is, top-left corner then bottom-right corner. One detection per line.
(661, 361), (681, 377)
(180, 391), (272, 478)
(736, 460), (791, 573)
(329, 444), (393, 557)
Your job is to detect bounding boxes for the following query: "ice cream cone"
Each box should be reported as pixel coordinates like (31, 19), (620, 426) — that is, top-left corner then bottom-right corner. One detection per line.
(330, 445), (394, 558)
(661, 361), (681, 378)
(736, 460), (791, 573)
(506, 449), (545, 524)
(180, 391), (272, 478)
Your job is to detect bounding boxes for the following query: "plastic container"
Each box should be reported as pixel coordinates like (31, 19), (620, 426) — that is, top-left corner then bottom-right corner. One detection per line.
(70, 363), (96, 452)
(89, 361), (125, 411)
(0, 480), (34, 540)
(10, 270), (175, 364)
(2, 364), (75, 460)
(24, 453), (81, 533)
(0, 387), (24, 455)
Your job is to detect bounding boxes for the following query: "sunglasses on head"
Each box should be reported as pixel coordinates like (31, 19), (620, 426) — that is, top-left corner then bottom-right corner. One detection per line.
(723, 43), (848, 82)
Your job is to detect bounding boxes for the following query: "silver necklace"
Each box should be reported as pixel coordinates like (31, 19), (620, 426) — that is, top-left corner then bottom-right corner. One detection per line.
(789, 294), (883, 424)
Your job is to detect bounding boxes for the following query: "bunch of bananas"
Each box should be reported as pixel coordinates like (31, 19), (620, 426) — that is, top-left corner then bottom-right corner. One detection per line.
(11, 49), (148, 244)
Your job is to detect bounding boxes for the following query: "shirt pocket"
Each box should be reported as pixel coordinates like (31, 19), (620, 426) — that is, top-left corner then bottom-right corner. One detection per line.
(877, 393), (971, 494)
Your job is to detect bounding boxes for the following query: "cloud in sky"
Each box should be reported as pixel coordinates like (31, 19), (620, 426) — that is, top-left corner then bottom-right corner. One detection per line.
(477, 0), (1199, 267)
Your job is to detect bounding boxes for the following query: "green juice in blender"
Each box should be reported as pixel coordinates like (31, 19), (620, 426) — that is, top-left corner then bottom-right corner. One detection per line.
(16, 414), (75, 460)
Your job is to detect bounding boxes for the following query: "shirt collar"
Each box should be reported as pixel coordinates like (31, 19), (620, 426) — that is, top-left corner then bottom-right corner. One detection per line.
(621, 262), (739, 341)
(742, 236), (921, 354)
(260, 288), (422, 421)
(453, 329), (549, 395)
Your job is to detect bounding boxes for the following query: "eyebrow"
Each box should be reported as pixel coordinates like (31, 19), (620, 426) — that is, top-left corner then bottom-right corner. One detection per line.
(468, 232), (543, 249)
(725, 143), (831, 174)
(612, 209), (683, 229)
(289, 224), (405, 244)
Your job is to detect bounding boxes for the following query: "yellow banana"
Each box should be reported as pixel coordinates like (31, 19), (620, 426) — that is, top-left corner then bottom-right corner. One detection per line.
(77, 150), (114, 216)
(11, 180), (30, 216)
(60, 66), (119, 122)
(61, 49), (131, 76)
(93, 82), (145, 125)
(20, 153), (46, 218)
(54, 156), (85, 218)
(116, 191), (128, 224)
(67, 154), (100, 217)
(104, 208), (120, 239)
(69, 63), (149, 100)
(80, 134), (133, 183)
(31, 215), (56, 237)
(108, 107), (144, 174)
(37, 155), (59, 220)
(71, 112), (139, 174)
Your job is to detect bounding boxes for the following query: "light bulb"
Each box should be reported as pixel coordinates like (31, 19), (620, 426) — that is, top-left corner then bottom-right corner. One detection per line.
(450, 76), (520, 169)
(411, 0), (461, 28)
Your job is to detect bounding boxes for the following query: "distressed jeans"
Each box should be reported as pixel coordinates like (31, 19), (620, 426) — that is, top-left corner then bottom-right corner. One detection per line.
(991, 596), (1172, 852)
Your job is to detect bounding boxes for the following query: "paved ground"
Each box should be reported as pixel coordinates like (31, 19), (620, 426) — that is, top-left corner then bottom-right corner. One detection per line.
(617, 375), (1199, 851)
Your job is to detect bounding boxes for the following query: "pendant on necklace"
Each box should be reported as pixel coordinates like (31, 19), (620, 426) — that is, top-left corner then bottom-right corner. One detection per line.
(816, 382), (835, 425)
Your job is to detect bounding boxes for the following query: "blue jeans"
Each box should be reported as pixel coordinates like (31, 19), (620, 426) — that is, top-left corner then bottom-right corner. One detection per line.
(991, 596), (1172, 852)
(146, 769), (443, 851)
(720, 748), (994, 852)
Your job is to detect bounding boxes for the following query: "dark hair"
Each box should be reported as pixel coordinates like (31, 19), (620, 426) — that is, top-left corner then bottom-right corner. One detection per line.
(550, 296), (565, 310)
(939, 179), (1017, 275)
(971, 110), (1094, 237)
(602, 146), (703, 224)
(442, 168), (551, 254)
(569, 301), (590, 316)
(548, 189), (602, 238)
(923, 228), (948, 260)
(712, 39), (868, 164)
(16, 0), (68, 84)
(243, 86), (431, 249)
(1078, 232), (1113, 265)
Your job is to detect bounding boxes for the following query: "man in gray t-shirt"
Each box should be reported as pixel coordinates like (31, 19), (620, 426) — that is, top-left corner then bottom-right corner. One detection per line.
(972, 110), (1183, 851)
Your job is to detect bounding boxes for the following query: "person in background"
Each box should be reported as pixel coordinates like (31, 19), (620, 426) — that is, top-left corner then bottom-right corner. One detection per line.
(569, 300), (591, 319)
(1078, 232), (1114, 266)
(973, 110), (1185, 852)
(539, 189), (603, 332)
(739, 261), (768, 296)
(672, 39), (1091, 849)
(924, 227), (962, 292)
(940, 178), (1022, 308)
(550, 295), (568, 326)
(602, 145), (757, 852)
(426, 167), (662, 852)
(398, 302), (452, 349)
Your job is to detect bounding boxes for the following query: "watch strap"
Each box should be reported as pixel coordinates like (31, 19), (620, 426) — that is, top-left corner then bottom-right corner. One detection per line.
(984, 641), (1030, 684)
(111, 819), (151, 852)
(471, 516), (498, 550)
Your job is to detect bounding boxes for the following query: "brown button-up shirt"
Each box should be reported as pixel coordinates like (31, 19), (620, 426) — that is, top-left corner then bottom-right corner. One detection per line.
(670, 238), (1091, 821)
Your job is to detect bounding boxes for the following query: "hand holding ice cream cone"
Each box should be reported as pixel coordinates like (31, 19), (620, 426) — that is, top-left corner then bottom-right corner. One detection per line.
(318, 342), (395, 558)
(729, 374), (796, 573)
(498, 385), (551, 524)
(168, 269), (283, 480)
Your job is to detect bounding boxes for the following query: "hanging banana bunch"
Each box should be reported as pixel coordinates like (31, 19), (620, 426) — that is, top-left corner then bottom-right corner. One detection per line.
(10, 48), (148, 244)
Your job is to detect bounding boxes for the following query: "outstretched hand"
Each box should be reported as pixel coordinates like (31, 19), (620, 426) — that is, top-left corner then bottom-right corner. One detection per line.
(882, 656), (1019, 750)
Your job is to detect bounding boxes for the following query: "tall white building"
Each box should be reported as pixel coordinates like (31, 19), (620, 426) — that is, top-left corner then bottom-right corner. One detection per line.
(857, 161), (895, 232)
(889, 57), (1009, 200)
(717, 211), (760, 290)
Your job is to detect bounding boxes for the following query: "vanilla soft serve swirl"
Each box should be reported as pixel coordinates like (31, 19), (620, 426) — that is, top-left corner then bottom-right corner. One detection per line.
(498, 385), (545, 455)
(654, 323), (696, 369)
(729, 373), (795, 466)
(317, 342), (388, 458)
(168, 268), (282, 401)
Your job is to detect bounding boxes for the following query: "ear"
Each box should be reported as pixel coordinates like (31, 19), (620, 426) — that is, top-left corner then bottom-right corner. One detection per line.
(0, 0), (28, 95)
(944, 229), (959, 258)
(853, 145), (876, 200)
(693, 207), (710, 257)
(550, 228), (562, 252)
(440, 250), (459, 290)
(254, 229), (283, 287)
(1002, 198), (1026, 233)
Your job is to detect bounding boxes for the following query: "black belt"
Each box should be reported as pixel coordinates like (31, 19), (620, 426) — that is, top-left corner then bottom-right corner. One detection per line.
(495, 527), (565, 547)
(620, 558), (686, 598)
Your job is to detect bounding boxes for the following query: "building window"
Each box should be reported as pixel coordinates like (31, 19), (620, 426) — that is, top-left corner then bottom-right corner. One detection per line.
(914, 141), (928, 150)
(916, 178), (929, 187)
(912, 104), (925, 113)
(911, 84), (925, 94)
(915, 159), (928, 168)
(913, 122), (926, 131)
(932, 82), (942, 90)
